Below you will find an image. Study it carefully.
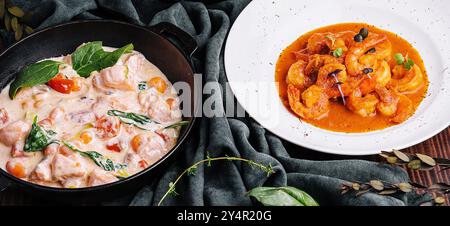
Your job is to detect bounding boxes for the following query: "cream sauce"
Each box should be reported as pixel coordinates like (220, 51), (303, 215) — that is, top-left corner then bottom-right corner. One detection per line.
(0, 46), (183, 188)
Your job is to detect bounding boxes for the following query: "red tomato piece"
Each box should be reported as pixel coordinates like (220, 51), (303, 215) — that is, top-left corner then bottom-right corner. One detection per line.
(106, 143), (122, 153)
(47, 73), (75, 94)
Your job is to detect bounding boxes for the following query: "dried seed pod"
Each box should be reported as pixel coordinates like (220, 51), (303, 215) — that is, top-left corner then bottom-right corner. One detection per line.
(370, 180), (384, 191)
(398, 183), (413, 193)
(11, 16), (19, 31)
(393, 150), (410, 163)
(7, 6), (24, 18)
(407, 160), (421, 170)
(14, 26), (22, 41)
(387, 156), (398, 164)
(24, 25), (33, 34)
(416, 153), (436, 167)
(4, 12), (11, 31)
(428, 183), (450, 191)
(379, 190), (397, 195)
(434, 197), (445, 205)
(0, 0), (5, 19)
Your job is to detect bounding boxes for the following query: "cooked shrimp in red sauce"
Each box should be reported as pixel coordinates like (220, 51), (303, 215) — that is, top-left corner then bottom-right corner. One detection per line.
(276, 23), (429, 133)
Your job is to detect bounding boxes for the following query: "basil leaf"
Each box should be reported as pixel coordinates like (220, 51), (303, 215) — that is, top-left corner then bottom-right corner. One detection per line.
(107, 110), (156, 130)
(248, 187), (319, 206)
(71, 41), (106, 77)
(71, 42), (134, 78)
(394, 53), (405, 65)
(24, 116), (58, 152)
(404, 58), (415, 70)
(97, 44), (134, 69)
(138, 81), (148, 91)
(9, 60), (61, 99)
(63, 141), (126, 172)
(165, 121), (190, 129)
(332, 48), (343, 58)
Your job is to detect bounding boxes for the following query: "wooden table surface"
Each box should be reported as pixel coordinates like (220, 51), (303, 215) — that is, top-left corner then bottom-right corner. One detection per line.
(0, 42), (449, 206)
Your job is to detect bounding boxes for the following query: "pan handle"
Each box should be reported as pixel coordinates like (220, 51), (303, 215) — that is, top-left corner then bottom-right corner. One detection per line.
(149, 22), (198, 59)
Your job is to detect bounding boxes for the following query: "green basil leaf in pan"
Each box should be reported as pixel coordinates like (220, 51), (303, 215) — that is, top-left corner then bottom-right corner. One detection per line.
(63, 141), (126, 172)
(108, 109), (155, 130)
(165, 121), (190, 129)
(72, 41), (133, 77)
(71, 41), (106, 77)
(97, 43), (134, 69)
(24, 116), (58, 152)
(9, 60), (62, 99)
(248, 186), (319, 206)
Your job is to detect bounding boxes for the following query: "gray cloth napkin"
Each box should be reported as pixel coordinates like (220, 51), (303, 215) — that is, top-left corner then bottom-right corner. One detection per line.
(0, 0), (430, 206)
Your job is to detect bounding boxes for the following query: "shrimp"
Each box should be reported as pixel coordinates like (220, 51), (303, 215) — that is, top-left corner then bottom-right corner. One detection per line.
(346, 88), (379, 117)
(93, 65), (135, 92)
(87, 169), (118, 187)
(0, 121), (31, 147)
(305, 54), (340, 77)
(293, 49), (310, 61)
(130, 132), (167, 165)
(52, 153), (88, 181)
(0, 108), (9, 127)
(332, 31), (357, 54)
(307, 32), (334, 54)
(375, 86), (400, 117)
(345, 33), (388, 76)
(352, 54), (392, 95)
(316, 63), (348, 98)
(95, 116), (122, 139)
(287, 84), (330, 120)
(368, 40), (392, 61)
(286, 60), (310, 90)
(38, 107), (66, 128)
(307, 31), (357, 55)
(374, 86), (414, 123)
(390, 94), (414, 123)
(6, 158), (33, 178)
(388, 64), (425, 94)
(31, 144), (59, 182)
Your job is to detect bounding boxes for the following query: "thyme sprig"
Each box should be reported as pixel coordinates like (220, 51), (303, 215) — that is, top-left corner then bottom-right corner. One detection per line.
(157, 153), (275, 206)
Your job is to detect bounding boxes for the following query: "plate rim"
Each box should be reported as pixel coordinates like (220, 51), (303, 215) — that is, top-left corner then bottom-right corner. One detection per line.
(224, 0), (450, 156)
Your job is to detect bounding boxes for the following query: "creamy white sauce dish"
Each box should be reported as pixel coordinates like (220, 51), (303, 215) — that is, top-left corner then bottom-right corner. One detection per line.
(0, 42), (184, 188)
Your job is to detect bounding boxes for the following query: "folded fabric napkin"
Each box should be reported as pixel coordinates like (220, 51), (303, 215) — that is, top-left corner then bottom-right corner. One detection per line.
(0, 0), (430, 206)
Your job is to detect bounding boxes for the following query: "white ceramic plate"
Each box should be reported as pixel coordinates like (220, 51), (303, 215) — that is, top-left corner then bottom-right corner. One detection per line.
(224, 0), (450, 155)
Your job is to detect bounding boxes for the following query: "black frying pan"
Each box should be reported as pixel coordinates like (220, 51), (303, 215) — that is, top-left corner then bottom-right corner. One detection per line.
(0, 20), (199, 203)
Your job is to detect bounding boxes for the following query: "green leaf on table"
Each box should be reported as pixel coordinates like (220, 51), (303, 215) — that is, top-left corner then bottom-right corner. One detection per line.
(24, 116), (58, 152)
(71, 41), (133, 77)
(9, 60), (62, 99)
(248, 187), (319, 206)
(63, 141), (126, 172)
